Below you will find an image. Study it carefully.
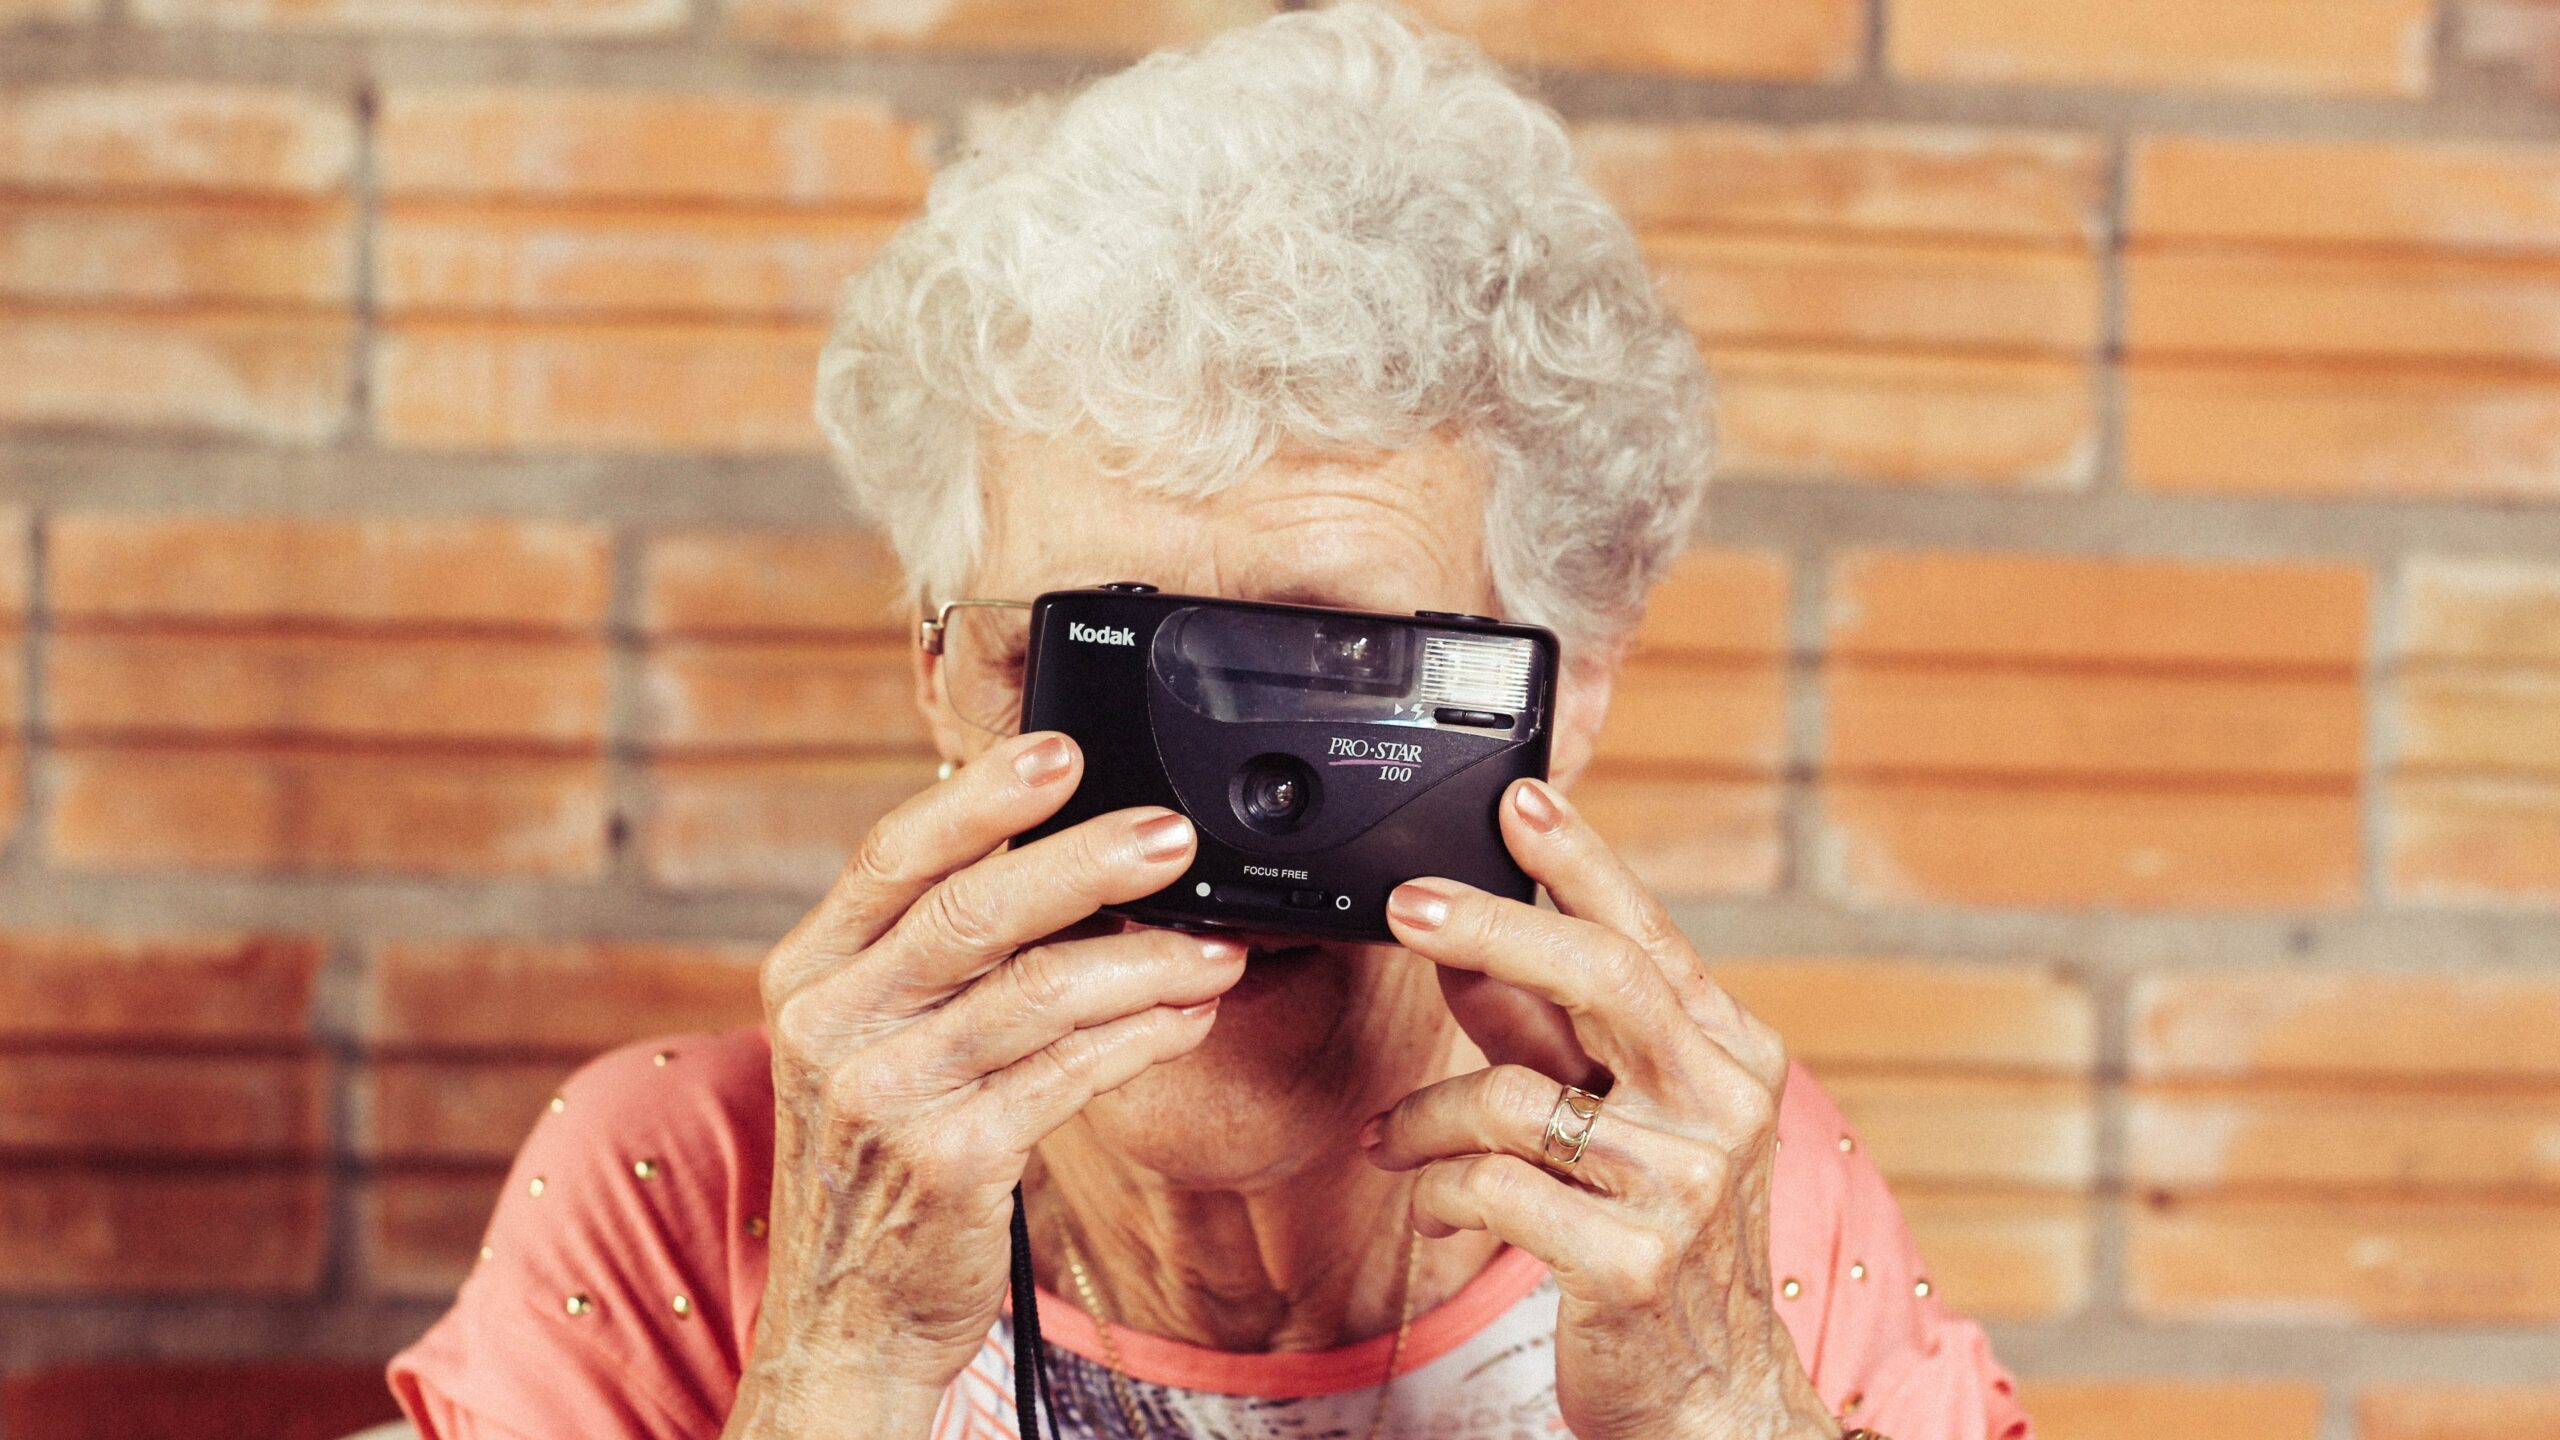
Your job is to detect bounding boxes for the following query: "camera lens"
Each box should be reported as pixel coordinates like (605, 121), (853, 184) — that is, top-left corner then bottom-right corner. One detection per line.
(1230, 753), (1319, 835)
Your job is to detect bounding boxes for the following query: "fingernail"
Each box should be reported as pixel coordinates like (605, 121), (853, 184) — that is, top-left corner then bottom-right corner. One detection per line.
(1013, 735), (1073, 787)
(1134, 811), (1196, 862)
(1198, 937), (1247, 965)
(1387, 879), (1454, 931)
(1179, 998), (1220, 1018)
(1357, 1114), (1384, 1149)
(1513, 779), (1564, 835)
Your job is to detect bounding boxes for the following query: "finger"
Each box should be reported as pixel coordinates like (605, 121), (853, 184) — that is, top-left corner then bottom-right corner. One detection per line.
(1504, 778), (1788, 1087)
(900, 928), (1247, 1083)
(767, 731), (1084, 998)
(965, 998), (1224, 1155)
(1386, 878), (1689, 1088)
(1408, 1154), (1668, 1304)
(864, 805), (1200, 1008)
(1363, 1063), (1644, 1197)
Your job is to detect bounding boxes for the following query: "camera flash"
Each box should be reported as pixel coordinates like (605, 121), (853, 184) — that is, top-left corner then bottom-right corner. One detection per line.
(1419, 634), (1535, 714)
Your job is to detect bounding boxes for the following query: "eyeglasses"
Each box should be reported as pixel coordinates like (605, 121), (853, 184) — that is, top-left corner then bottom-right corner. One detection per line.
(918, 598), (1035, 736)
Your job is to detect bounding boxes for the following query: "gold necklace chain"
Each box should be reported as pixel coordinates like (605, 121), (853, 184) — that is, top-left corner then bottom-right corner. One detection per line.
(1054, 1219), (1423, 1440)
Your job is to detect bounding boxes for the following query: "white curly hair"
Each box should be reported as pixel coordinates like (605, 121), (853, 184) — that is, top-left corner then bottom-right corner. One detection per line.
(814, 0), (1712, 659)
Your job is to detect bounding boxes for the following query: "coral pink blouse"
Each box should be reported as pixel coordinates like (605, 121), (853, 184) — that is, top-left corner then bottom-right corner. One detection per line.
(390, 1029), (2032, 1440)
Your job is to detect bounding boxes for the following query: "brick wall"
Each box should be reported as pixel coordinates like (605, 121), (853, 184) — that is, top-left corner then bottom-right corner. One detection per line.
(2, 1), (2557, 1436)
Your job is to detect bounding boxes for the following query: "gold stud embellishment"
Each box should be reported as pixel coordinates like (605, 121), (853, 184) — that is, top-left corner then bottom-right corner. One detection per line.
(548, 1096), (566, 1114)
(478, 1245), (495, 1262)
(1849, 1262), (1867, 1281)
(1842, 1391), (1865, 1414)
(633, 1159), (662, 1181)
(1780, 1278), (1803, 1300)
(1914, 1279), (1933, 1298)
(745, 1215), (768, 1238)
(671, 1294), (693, 1318)
(527, 1176), (547, 1198)
(652, 1051), (673, 1067)
(1837, 1135), (1854, 1153)
(564, 1294), (594, 1316)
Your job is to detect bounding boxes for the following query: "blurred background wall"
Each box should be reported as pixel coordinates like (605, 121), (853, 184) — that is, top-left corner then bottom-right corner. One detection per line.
(1, 1), (2558, 1437)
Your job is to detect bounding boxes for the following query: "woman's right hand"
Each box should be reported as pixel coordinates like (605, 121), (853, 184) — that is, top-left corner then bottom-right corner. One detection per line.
(722, 731), (1244, 1440)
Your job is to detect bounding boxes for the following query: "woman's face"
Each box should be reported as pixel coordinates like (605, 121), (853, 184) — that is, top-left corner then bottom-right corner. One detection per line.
(913, 427), (1611, 1191)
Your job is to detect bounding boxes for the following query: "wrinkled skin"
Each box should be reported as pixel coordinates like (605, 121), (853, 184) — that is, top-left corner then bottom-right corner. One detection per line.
(724, 429), (1836, 1440)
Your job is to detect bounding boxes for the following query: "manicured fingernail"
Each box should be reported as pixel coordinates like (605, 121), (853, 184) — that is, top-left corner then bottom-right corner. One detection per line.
(1357, 1115), (1384, 1149)
(1134, 811), (1196, 862)
(1387, 880), (1454, 931)
(1013, 734), (1073, 787)
(1513, 779), (1564, 835)
(1198, 937), (1247, 965)
(1179, 998), (1220, 1018)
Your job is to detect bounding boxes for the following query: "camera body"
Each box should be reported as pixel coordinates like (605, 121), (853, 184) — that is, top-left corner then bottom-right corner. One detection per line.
(1014, 585), (1558, 943)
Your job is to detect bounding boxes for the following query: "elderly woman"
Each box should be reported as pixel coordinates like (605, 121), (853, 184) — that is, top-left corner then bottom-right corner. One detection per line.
(389, 7), (2030, 1439)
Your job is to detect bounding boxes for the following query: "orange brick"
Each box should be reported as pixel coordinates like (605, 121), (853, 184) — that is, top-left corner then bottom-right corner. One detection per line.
(2131, 1196), (2560, 1322)
(377, 205), (900, 321)
(48, 514), (611, 629)
(640, 529), (906, 637)
(0, 750), (19, 850)
(50, 747), (608, 877)
(2128, 250), (2560, 365)
(1892, 0), (2434, 97)
(373, 321), (822, 452)
(2398, 671), (2560, 780)
(359, 1171), (499, 1297)
(0, 1055), (324, 1158)
(0, 1171), (326, 1294)
(1573, 124), (2108, 243)
(1828, 669), (2363, 782)
(2129, 1086), (2560, 1193)
(642, 641), (925, 753)
(1405, 0), (1864, 80)
(131, 0), (683, 33)
(2134, 971), (2560, 1082)
(0, 84), (353, 196)
(376, 91), (932, 207)
(366, 939), (762, 1050)
(1593, 659), (1786, 772)
(1897, 1190), (2090, 1320)
(0, 931), (321, 1042)
(2019, 1382), (2324, 1440)
(726, 0), (1257, 54)
(2361, 1387), (2560, 1440)
(642, 754), (961, 892)
(0, 509), (24, 623)
(1822, 1074), (2094, 1187)
(0, 199), (355, 306)
(1568, 772), (1783, 899)
(2402, 558), (2560, 666)
(2388, 776), (2560, 901)
(2132, 137), (2560, 251)
(49, 633), (607, 744)
(1712, 348), (2096, 488)
(1819, 784), (2363, 909)
(1714, 958), (2095, 1072)
(356, 1057), (571, 1162)
(0, 311), (352, 443)
(1632, 548), (1787, 659)
(1652, 234), (2100, 353)
(2126, 363), (2560, 501)
(1828, 551), (2371, 670)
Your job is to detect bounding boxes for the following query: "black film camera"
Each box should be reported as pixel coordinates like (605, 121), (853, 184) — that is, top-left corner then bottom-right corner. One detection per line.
(1015, 584), (1559, 943)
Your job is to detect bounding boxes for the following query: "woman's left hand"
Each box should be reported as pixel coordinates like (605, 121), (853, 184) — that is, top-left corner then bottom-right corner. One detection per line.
(1364, 777), (1838, 1440)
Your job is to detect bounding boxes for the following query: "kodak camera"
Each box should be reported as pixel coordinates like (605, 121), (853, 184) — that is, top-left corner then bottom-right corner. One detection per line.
(1015, 584), (1559, 943)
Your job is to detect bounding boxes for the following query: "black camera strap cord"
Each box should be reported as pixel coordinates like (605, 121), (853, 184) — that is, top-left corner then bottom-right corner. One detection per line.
(1011, 1182), (1069, 1440)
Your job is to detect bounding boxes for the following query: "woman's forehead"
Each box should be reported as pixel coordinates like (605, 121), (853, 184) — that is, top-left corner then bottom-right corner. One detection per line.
(973, 432), (1494, 612)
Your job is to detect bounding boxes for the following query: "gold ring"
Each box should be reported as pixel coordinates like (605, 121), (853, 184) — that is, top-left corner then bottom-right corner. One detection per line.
(1539, 1084), (1604, 1173)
